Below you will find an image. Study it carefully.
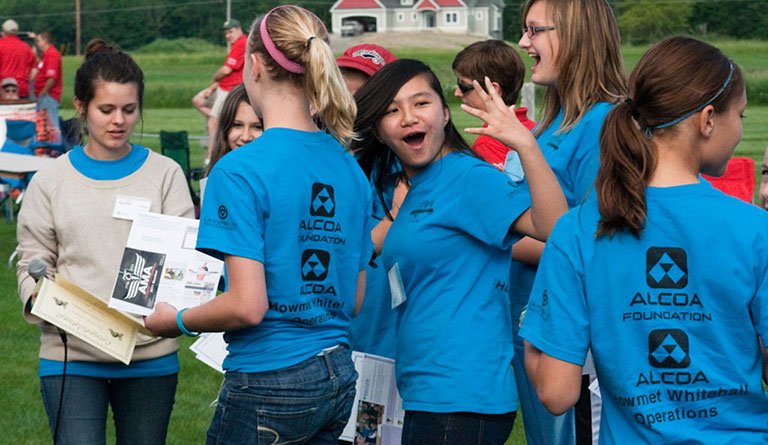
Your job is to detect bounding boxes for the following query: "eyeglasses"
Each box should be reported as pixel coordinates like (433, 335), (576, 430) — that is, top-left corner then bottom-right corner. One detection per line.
(522, 25), (556, 38)
(457, 78), (474, 94)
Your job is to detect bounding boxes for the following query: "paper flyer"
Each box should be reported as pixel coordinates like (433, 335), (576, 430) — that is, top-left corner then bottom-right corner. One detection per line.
(32, 276), (142, 364)
(189, 332), (228, 373)
(340, 352), (404, 444)
(109, 212), (223, 316)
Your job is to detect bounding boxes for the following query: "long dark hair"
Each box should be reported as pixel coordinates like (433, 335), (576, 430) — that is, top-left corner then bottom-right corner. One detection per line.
(596, 36), (744, 238)
(206, 84), (254, 175)
(352, 59), (471, 211)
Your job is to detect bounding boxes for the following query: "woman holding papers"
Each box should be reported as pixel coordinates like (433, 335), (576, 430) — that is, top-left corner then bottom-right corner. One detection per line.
(350, 58), (566, 443)
(15, 41), (193, 444)
(146, 5), (371, 443)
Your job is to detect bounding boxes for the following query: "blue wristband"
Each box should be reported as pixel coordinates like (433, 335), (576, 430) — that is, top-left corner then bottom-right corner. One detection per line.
(176, 308), (199, 337)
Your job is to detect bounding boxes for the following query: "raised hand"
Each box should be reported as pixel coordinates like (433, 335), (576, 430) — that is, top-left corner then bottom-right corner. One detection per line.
(462, 77), (538, 154)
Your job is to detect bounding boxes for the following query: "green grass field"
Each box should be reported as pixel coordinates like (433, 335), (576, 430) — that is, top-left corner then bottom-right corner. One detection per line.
(3, 37), (768, 443)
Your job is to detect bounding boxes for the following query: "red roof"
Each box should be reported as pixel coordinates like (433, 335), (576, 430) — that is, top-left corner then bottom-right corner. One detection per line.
(334, 0), (382, 9)
(416, 0), (439, 10)
(435, 0), (464, 6)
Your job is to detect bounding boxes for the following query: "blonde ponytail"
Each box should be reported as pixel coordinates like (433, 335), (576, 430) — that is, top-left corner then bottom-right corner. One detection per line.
(249, 5), (356, 145)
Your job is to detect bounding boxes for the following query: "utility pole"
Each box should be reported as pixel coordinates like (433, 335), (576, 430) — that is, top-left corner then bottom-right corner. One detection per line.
(226, 0), (231, 51)
(75, 0), (81, 56)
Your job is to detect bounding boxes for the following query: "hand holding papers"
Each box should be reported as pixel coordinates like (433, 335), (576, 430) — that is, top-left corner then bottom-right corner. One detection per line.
(108, 212), (223, 316)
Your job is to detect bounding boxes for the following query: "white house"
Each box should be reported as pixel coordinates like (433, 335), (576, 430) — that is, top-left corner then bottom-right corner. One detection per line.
(330, 0), (505, 39)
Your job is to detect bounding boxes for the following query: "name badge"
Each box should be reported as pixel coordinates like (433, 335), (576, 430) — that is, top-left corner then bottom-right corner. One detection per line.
(588, 378), (601, 399)
(388, 263), (407, 309)
(113, 195), (152, 221)
(503, 151), (525, 183)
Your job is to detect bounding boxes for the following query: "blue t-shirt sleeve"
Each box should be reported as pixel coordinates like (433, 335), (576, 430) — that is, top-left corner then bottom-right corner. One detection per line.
(197, 166), (266, 262)
(751, 235), (768, 340)
(457, 165), (531, 249)
(519, 223), (589, 366)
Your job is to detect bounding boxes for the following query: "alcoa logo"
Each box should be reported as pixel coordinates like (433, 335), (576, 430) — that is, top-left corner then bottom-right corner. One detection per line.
(310, 183), (335, 217)
(648, 329), (690, 368)
(646, 247), (687, 289)
(301, 249), (330, 281)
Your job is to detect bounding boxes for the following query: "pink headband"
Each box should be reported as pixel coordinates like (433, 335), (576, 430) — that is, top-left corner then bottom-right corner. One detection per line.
(260, 7), (305, 74)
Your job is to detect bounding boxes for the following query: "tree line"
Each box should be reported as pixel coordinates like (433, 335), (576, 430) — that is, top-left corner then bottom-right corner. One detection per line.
(1, 0), (765, 53)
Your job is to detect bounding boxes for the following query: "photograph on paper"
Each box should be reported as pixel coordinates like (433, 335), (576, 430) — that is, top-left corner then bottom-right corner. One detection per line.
(109, 212), (223, 316)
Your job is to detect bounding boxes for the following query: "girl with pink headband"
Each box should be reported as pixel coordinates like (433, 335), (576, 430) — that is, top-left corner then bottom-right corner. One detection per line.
(146, 5), (371, 443)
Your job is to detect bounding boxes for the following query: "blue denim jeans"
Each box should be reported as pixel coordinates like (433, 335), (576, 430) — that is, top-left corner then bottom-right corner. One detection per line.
(40, 374), (177, 445)
(402, 410), (516, 445)
(207, 345), (358, 445)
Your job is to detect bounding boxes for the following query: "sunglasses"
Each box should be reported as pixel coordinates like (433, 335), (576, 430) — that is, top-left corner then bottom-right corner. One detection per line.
(457, 78), (474, 94)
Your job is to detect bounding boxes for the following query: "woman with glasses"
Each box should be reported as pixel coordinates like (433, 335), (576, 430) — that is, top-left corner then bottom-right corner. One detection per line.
(502, 1), (627, 444)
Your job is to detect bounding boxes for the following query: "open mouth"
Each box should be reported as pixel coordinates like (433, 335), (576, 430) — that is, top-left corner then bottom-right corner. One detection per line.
(529, 53), (541, 70)
(403, 132), (425, 147)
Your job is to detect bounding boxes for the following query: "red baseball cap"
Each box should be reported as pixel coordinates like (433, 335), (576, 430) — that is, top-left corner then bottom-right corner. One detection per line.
(336, 44), (397, 77)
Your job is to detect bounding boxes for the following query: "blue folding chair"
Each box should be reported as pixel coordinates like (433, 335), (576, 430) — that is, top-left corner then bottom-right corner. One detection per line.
(1, 119), (39, 220)
(4, 119), (36, 147)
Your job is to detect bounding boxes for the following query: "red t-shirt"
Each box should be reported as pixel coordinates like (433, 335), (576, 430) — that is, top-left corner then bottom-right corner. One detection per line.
(471, 107), (537, 170)
(218, 35), (246, 91)
(34, 45), (63, 101)
(0, 35), (37, 98)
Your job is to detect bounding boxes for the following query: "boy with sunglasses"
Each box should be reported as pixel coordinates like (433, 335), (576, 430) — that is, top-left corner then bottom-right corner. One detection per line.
(453, 39), (535, 171)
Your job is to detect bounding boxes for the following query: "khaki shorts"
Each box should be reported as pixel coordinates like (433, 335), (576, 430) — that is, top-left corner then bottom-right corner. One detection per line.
(210, 87), (231, 118)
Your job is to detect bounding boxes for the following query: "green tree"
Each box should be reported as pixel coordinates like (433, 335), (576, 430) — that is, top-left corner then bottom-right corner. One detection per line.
(618, 0), (693, 45)
(691, 1), (768, 40)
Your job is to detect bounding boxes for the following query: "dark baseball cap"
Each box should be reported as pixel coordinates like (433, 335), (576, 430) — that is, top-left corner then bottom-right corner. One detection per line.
(223, 19), (241, 30)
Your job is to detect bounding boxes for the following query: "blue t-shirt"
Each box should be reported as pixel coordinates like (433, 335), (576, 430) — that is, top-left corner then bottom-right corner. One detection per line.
(40, 143), (176, 379)
(197, 128), (372, 373)
(381, 152), (531, 413)
(348, 172), (398, 359)
(521, 181), (768, 443)
(509, 102), (614, 308)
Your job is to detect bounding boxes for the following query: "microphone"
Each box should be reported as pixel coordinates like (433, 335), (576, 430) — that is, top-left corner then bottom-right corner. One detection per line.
(28, 259), (67, 344)
(28, 258), (49, 282)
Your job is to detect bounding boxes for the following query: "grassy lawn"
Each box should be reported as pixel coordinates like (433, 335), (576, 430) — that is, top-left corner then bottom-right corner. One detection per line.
(3, 37), (768, 443)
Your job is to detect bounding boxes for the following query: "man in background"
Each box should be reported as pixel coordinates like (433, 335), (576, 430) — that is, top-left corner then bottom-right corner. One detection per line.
(1, 77), (20, 101)
(192, 19), (246, 162)
(34, 32), (63, 142)
(0, 19), (37, 99)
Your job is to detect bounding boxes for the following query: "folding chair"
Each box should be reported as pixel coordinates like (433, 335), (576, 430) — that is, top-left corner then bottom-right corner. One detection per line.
(4, 119), (36, 147)
(159, 130), (203, 209)
(1, 120), (38, 220)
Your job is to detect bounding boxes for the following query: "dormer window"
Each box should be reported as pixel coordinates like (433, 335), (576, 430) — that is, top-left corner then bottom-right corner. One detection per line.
(401, 0), (414, 5)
